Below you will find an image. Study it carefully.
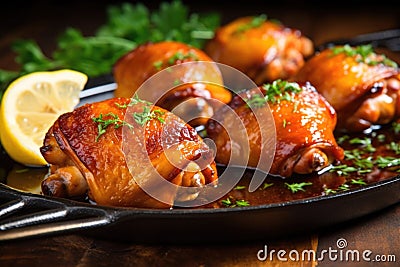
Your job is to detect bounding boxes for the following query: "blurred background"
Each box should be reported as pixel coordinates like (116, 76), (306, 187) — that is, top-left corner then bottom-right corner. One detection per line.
(1, 0), (399, 71)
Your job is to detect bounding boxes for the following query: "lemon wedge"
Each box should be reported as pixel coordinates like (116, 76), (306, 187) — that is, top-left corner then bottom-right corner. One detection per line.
(0, 69), (88, 166)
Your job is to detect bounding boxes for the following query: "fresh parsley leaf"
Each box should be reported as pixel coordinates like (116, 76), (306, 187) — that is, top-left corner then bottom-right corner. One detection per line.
(0, 0), (221, 102)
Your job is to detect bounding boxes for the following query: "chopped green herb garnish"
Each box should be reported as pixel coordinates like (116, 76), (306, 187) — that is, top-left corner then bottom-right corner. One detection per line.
(330, 164), (358, 176)
(260, 182), (274, 190)
(375, 156), (400, 169)
(221, 197), (250, 207)
(246, 79), (302, 108)
(173, 79), (182, 86)
(167, 51), (199, 65)
(292, 102), (299, 113)
(245, 94), (267, 108)
(337, 184), (350, 191)
(115, 94), (151, 108)
(235, 200), (250, 207)
(337, 135), (350, 145)
(351, 178), (367, 185)
(234, 14), (267, 34)
(92, 112), (133, 142)
(133, 106), (165, 126)
(331, 44), (397, 68)
(344, 151), (373, 170)
(285, 182), (312, 193)
(387, 142), (400, 154)
(115, 103), (129, 109)
(153, 60), (163, 70)
(234, 185), (246, 190)
(283, 119), (289, 128)
(131, 93), (152, 105)
(323, 187), (337, 195)
(262, 80), (302, 104)
(377, 134), (386, 143)
(221, 198), (232, 207)
(392, 122), (400, 134)
(348, 137), (376, 153)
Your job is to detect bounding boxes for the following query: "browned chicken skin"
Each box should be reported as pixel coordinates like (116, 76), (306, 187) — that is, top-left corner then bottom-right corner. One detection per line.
(113, 41), (232, 126)
(206, 80), (344, 178)
(294, 45), (400, 132)
(40, 97), (218, 208)
(204, 16), (314, 85)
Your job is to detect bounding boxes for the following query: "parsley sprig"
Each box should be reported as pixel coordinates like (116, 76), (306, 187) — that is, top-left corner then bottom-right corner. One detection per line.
(0, 0), (220, 101)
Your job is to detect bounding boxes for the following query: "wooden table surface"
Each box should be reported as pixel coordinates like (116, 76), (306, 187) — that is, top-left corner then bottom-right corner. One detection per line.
(0, 1), (399, 266)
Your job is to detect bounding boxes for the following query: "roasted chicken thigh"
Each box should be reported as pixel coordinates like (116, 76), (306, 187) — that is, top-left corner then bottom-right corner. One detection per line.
(206, 80), (344, 178)
(294, 44), (400, 132)
(40, 97), (217, 208)
(204, 15), (314, 85)
(113, 41), (232, 126)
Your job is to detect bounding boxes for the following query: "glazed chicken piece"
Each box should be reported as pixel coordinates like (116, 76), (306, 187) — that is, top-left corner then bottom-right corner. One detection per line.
(113, 41), (232, 126)
(204, 15), (314, 85)
(40, 97), (218, 208)
(294, 44), (400, 132)
(206, 80), (344, 178)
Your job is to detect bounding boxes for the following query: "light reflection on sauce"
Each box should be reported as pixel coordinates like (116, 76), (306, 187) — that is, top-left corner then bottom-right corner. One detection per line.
(6, 164), (47, 194)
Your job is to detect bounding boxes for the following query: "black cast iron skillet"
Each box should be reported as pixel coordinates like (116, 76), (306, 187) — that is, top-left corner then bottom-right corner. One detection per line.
(1, 29), (400, 243)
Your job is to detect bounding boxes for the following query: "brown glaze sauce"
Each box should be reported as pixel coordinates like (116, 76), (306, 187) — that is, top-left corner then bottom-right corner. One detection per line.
(1, 123), (399, 209)
(203, 123), (400, 209)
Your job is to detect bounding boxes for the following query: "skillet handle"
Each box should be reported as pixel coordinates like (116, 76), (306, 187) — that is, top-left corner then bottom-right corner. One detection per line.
(0, 184), (112, 241)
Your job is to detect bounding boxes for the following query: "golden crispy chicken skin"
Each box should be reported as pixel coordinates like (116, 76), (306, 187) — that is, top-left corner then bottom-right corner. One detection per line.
(206, 80), (344, 178)
(294, 45), (400, 132)
(40, 97), (217, 208)
(113, 41), (232, 126)
(204, 15), (314, 85)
